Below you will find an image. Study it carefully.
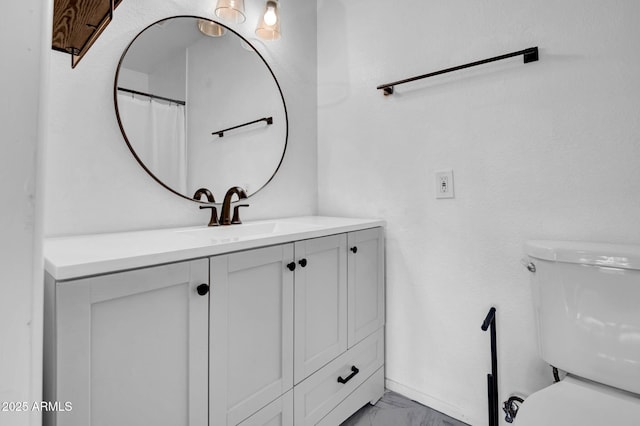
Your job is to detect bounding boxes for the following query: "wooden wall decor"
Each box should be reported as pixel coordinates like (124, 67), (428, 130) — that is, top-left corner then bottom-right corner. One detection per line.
(52, 0), (123, 68)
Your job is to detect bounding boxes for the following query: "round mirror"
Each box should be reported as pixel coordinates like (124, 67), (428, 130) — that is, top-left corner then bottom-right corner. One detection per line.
(114, 16), (288, 202)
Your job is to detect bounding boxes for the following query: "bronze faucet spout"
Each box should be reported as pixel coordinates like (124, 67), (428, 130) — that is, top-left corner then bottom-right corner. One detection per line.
(193, 188), (215, 203)
(220, 186), (248, 225)
(193, 187), (219, 226)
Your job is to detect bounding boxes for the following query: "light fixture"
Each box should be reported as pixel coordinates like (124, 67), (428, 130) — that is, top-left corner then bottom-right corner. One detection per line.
(197, 19), (227, 37)
(214, 0), (246, 24)
(256, 0), (281, 41)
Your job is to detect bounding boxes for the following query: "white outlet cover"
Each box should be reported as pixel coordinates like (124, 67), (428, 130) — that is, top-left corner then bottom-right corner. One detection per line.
(435, 170), (454, 199)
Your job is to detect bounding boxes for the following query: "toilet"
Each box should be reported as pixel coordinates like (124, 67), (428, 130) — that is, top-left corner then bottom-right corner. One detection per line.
(516, 240), (640, 425)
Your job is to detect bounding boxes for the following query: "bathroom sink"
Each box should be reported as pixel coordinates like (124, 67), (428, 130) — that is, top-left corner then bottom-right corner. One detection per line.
(176, 220), (324, 242)
(44, 216), (385, 280)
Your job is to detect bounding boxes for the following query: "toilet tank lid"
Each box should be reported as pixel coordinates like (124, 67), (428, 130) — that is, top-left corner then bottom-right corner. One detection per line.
(525, 240), (640, 270)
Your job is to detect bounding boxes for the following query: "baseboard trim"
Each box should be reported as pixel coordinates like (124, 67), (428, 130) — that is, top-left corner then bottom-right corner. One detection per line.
(384, 378), (475, 425)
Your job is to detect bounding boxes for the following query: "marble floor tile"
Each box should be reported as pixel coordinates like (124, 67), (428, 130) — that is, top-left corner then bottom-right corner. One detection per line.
(341, 390), (470, 426)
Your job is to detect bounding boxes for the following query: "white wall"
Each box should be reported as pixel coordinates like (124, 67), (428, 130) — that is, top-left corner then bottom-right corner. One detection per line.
(187, 33), (287, 196)
(118, 68), (150, 92)
(318, 1), (640, 425)
(44, 0), (317, 236)
(0, 1), (48, 425)
(149, 49), (186, 101)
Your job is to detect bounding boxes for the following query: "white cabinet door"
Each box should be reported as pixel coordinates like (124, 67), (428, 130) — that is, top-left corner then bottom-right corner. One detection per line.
(348, 228), (385, 347)
(237, 391), (293, 426)
(54, 260), (209, 426)
(294, 234), (348, 384)
(210, 244), (295, 425)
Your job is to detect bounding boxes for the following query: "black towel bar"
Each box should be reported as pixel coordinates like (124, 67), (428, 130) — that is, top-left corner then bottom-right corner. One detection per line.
(377, 47), (538, 95)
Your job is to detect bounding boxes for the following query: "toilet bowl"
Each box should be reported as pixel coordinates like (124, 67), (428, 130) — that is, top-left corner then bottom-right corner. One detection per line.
(519, 241), (640, 425)
(516, 375), (640, 426)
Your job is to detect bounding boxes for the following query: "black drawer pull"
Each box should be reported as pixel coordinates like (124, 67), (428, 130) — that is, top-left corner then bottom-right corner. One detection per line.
(337, 366), (359, 384)
(298, 258), (308, 267)
(196, 284), (209, 296)
(287, 262), (296, 271)
(350, 246), (358, 254)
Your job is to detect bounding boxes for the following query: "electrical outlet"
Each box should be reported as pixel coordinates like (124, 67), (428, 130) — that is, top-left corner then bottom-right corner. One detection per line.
(435, 170), (454, 199)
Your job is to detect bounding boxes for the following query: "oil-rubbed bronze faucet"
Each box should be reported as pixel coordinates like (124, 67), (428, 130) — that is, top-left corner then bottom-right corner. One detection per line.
(220, 186), (249, 225)
(193, 188), (219, 227)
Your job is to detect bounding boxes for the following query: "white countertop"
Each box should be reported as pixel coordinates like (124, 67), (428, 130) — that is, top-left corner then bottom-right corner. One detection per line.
(44, 216), (385, 280)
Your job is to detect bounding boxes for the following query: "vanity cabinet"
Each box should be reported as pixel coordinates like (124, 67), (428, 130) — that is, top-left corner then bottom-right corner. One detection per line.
(44, 218), (385, 426)
(44, 259), (209, 426)
(209, 229), (384, 426)
(293, 228), (385, 425)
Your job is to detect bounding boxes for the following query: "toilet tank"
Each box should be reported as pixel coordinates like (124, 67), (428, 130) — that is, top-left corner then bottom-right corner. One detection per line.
(525, 240), (640, 395)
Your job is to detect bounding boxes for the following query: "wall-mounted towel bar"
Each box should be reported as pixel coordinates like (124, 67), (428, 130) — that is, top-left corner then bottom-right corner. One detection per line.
(377, 46), (538, 95)
(212, 117), (273, 138)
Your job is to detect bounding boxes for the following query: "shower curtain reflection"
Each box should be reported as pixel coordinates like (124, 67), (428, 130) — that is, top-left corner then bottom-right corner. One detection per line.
(117, 93), (187, 194)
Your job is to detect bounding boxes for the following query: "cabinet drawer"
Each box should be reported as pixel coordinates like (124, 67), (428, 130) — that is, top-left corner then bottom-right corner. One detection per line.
(294, 328), (384, 425)
(317, 367), (384, 426)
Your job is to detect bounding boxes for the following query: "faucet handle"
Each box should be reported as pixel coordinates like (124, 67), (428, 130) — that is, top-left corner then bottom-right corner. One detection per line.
(231, 204), (249, 224)
(199, 205), (220, 227)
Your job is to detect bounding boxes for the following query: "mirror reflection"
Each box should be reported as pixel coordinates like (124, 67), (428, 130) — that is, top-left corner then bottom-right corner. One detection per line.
(115, 16), (287, 201)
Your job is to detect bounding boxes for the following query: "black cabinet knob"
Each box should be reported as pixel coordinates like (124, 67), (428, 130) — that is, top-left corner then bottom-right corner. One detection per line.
(196, 283), (209, 296)
(350, 246), (358, 254)
(287, 262), (296, 271)
(298, 258), (308, 268)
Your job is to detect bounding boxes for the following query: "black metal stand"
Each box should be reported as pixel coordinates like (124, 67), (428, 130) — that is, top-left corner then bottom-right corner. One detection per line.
(481, 307), (499, 426)
(377, 47), (538, 95)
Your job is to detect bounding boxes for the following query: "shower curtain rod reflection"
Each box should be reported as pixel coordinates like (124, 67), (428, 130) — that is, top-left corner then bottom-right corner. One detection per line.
(117, 87), (186, 106)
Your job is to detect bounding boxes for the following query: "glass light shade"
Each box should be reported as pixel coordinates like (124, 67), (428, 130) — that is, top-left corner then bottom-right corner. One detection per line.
(256, 0), (281, 41)
(215, 0), (246, 24)
(197, 19), (227, 37)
